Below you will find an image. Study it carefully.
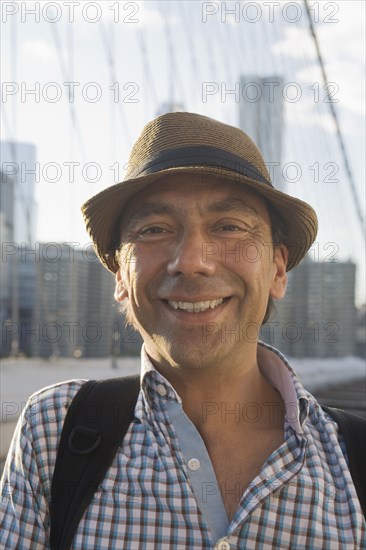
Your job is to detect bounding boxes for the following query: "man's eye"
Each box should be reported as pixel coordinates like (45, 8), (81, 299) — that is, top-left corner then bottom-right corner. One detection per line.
(139, 226), (166, 235)
(217, 225), (241, 231)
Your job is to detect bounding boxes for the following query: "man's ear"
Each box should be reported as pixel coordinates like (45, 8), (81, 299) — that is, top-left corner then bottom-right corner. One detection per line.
(270, 245), (288, 300)
(114, 269), (128, 302)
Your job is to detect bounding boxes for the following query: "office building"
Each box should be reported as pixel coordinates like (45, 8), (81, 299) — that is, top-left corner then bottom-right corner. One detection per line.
(29, 243), (142, 358)
(31, 244), (114, 358)
(262, 258), (357, 357)
(239, 75), (284, 189)
(1, 141), (37, 245)
(0, 142), (37, 356)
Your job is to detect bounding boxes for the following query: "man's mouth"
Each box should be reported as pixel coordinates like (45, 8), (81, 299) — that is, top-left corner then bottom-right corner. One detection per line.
(166, 297), (229, 313)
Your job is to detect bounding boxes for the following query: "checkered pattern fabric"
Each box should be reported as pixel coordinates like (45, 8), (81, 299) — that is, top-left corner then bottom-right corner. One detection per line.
(1, 343), (365, 549)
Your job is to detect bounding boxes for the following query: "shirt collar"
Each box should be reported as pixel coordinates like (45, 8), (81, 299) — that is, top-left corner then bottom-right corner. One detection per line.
(140, 341), (310, 435)
(256, 341), (310, 435)
(140, 345), (183, 405)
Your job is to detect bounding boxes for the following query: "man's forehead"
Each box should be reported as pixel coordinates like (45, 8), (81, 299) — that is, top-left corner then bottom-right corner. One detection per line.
(126, 197), (260, 225)
(122, 175), (269, 223)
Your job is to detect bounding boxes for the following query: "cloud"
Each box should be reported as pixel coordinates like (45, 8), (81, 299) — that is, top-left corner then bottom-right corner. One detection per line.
(316, 1), (365, 62)
(272, 26), (314, 60)
(296, 62), (365, 117)
(136, 2), (176, 28)
(23, 40), (55, 61)
(271, 2), (365, 118)
(101, 1), (178, 29)
(286, 101), (337, 134)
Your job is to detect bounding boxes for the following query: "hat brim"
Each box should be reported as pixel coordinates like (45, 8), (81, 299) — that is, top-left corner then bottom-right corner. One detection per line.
(81, 166), (318, 273)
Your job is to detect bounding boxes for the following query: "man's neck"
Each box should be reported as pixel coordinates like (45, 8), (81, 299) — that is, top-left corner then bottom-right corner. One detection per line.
(146, 345), (285, 435)
(178, 366), (284, 436)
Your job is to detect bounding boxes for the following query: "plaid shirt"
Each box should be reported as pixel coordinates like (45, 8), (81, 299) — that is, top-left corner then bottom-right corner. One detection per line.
(1, 342), (365, 549)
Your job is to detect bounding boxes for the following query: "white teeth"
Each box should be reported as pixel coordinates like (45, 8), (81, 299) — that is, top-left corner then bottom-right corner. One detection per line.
(167, 298), (225, 312)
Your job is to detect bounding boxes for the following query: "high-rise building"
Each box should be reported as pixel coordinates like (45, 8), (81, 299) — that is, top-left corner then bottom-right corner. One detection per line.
(29, 243), (142, 358)
(355, 305), (366, 358)
(31, 244), (116, 358)
(239, 75), (284, 190)
(0, 141), (37, 245)
(0, 170), (15, 356)
(262, 258), (357, 357)
(0, 142), (38, 356)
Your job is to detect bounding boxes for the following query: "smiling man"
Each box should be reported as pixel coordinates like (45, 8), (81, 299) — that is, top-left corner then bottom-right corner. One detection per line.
(1, 112), (365, 549)
(115, 177), (288, 368)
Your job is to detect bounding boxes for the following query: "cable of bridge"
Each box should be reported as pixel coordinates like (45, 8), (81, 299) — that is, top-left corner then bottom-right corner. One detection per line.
(50, 24), (87, 163)
(303, 0), (365, 243)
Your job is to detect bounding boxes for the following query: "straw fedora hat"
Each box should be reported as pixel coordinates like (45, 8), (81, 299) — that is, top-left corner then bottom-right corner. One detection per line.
(81, 111), (318, 273)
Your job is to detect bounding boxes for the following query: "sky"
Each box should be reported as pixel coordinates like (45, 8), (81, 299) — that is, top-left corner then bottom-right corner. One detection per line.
(1, 0), (365, 303)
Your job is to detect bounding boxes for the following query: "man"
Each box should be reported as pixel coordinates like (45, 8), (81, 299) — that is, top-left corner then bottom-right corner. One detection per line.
(1, 112), (365, 548)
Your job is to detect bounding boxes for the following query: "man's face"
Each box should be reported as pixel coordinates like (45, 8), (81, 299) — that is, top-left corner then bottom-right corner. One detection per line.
(115, 173), (288, 370)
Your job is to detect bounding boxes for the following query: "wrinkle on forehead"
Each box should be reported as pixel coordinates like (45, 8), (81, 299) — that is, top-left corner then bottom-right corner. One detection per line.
(126, 197), (260, 228)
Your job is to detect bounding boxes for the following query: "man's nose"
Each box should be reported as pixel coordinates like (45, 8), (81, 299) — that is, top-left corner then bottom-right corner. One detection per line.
(166, 229), (217, 277)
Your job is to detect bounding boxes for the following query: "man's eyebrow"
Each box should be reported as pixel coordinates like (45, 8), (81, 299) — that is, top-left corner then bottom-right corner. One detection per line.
(205, 198), (259, 217)
(126, 203), (182, 226)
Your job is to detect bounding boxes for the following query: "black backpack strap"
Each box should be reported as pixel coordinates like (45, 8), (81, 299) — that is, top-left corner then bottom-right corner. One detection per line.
(322, 406), (366, 519)
(50, 375), (140, 550)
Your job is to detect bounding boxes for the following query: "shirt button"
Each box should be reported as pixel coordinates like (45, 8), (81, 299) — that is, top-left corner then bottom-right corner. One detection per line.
(156, 384), (167, 396)
(215, 540), (230, 550)
(187, 458), (201, 471)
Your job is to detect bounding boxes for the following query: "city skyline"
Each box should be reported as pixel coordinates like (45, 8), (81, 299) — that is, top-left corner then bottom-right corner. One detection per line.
(1, 1), (365, 307)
